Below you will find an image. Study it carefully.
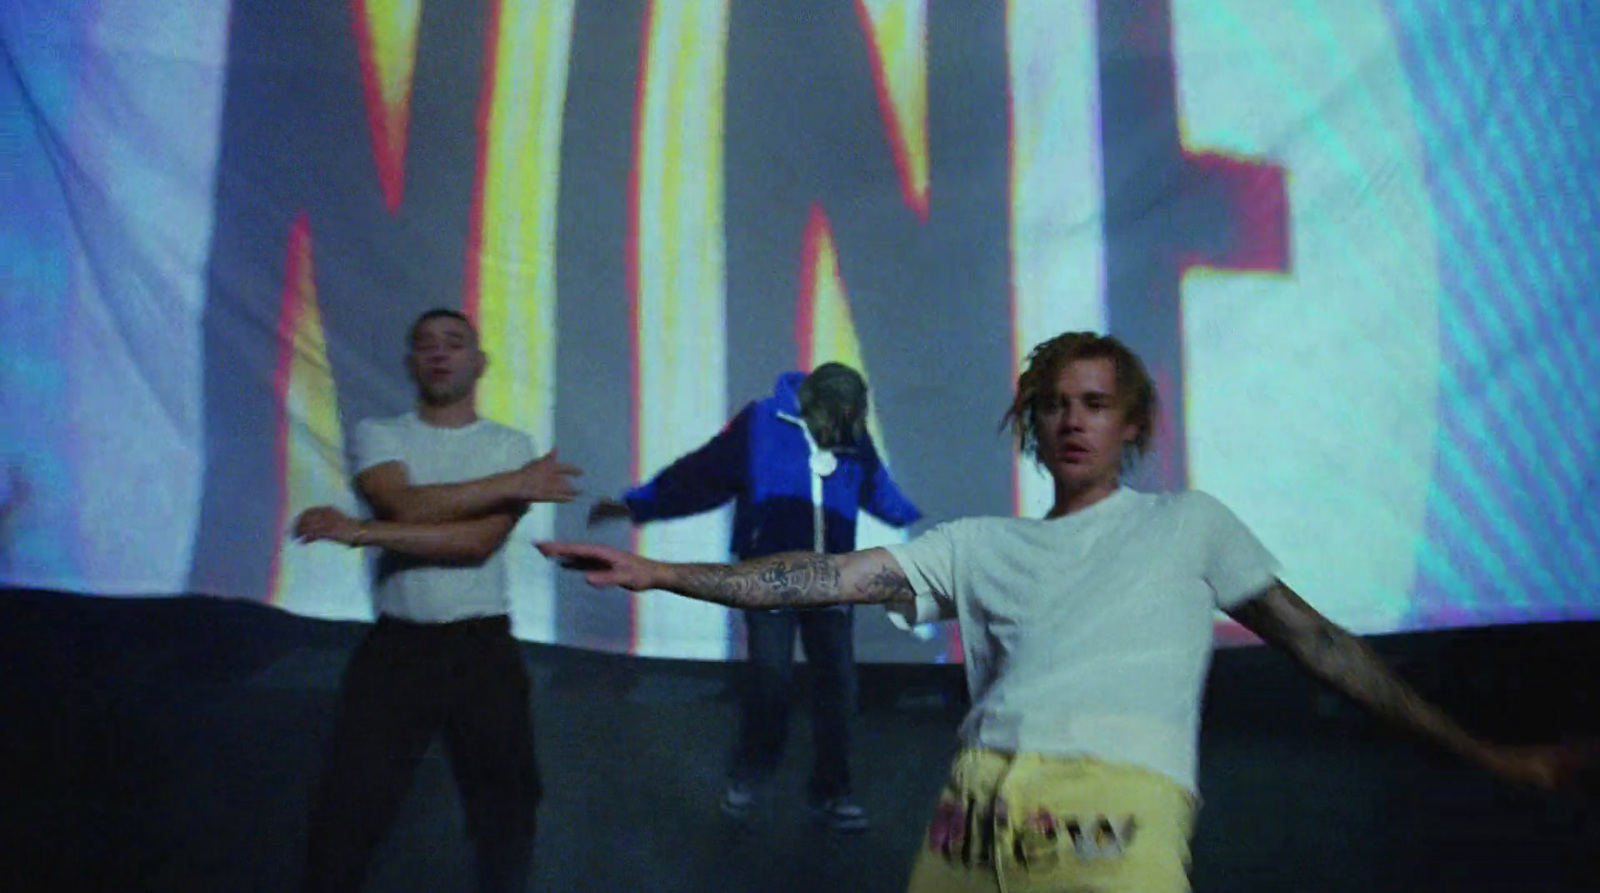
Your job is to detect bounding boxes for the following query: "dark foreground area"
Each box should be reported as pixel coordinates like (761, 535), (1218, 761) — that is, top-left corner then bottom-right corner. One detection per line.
(3, 588), (1597, 892)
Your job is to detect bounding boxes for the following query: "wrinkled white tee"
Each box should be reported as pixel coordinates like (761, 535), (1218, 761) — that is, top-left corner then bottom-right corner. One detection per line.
(887, 488), (1279, 794)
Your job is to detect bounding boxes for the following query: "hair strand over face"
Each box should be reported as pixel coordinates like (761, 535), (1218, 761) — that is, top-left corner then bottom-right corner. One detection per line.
(1001, 331), (1158, 464)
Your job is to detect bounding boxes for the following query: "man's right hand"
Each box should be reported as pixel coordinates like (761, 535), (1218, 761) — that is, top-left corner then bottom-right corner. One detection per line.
(538, 541), (662, 591)
(512, 449), (583, 503)
(587, 498), (633, 527)
(1483, 740), (1600, 795)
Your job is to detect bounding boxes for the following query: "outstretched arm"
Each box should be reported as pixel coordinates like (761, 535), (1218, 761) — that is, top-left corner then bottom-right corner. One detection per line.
(1228, 580), (1586, 791)
(537, 541), (917, 613)
(858, 444), (922, 528)
(619, 406), (750, 524)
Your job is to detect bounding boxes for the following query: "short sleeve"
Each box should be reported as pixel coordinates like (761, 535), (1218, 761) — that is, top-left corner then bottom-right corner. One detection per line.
(351, 419), (403, 474)
(1192, 492), (1281, 609)
(883, 522), (961, 625)
(508, 431), (538, 470)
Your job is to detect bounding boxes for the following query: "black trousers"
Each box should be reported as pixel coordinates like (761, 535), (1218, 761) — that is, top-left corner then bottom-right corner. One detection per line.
(304, 615), (540, 893)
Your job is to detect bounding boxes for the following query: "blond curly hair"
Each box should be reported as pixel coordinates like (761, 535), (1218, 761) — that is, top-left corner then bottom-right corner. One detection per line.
(1001, 332), (1157, 462)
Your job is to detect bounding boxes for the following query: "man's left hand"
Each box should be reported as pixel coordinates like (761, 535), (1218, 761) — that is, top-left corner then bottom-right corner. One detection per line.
(294, 506), (363, 546)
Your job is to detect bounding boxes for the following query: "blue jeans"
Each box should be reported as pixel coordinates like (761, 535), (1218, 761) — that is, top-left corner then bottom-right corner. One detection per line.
(731, 606), (857, 801)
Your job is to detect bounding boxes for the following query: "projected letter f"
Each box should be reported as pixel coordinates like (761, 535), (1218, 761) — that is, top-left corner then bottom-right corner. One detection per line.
(1097, 0), (1290, 489)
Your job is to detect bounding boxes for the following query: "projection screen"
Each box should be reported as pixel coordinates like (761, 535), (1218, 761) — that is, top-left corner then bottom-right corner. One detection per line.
(2, 0), (1597, 661)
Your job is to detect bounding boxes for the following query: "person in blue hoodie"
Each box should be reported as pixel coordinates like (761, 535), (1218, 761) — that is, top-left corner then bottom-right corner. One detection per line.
(589, 362), (922, 830)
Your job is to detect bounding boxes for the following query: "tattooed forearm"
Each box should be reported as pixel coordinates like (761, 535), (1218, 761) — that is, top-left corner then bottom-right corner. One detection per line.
(1301, 626), (1479, 750)
(660, 548), (915, 612)
(1234, 587), (1493, 765)
(669, 553), (844, 609)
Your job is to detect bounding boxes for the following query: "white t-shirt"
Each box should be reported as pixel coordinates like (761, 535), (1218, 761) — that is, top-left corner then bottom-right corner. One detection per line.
(885, 488), (1279, 794)
(352, 412), (537, 623)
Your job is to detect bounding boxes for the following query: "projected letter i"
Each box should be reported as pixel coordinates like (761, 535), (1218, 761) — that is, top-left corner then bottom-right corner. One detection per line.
(1096, 0), (1289, 489)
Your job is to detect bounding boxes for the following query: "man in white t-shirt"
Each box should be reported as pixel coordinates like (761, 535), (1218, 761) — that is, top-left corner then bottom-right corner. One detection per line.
(539, 331), (1586, 892)
(293, 308), (581, 893)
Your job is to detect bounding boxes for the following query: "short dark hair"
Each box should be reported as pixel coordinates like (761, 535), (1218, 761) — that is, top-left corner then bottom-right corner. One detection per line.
(408, 308), (477, 348)
(1001, 331), (1158, 459)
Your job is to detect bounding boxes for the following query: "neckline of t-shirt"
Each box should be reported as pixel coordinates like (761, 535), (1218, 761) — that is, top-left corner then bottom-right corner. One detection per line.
(405, 411), (487, 434)
(1043, 486), (1134, 524)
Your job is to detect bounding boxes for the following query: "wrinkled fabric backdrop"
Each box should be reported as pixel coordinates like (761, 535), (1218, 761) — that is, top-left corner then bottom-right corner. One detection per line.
(3, 0), (1597, 661)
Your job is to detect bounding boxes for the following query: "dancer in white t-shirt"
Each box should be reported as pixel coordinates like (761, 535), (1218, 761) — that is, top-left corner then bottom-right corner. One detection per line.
(294, 308), (582, 893)
(541, 331), (1588, 892)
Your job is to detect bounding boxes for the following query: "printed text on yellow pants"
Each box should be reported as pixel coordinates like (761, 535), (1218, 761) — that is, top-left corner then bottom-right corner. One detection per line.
(906, 749), (1195, 893)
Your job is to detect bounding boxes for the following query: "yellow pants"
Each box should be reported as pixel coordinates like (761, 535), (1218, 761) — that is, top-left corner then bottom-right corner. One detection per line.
(906, 749), (1196, 893)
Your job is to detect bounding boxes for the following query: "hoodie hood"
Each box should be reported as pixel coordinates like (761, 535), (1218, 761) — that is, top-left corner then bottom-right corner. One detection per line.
(772, 371), (807, 416)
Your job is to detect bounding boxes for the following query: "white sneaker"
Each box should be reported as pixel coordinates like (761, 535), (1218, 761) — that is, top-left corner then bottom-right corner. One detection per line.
(812, 796), (869, 832)
(721, 782), (755, 820)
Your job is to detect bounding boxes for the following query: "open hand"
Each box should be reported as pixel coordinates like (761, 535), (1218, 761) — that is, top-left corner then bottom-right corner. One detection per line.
(294, 506), (362, 545)
(537, 541), (660, 591)
(586, 498), (633, 527)
(516, 449), (583, 503)
(1487, 740), (1600, 794)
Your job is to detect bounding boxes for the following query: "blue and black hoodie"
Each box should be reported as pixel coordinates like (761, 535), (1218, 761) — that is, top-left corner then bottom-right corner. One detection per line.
(623, 371), (922, 561)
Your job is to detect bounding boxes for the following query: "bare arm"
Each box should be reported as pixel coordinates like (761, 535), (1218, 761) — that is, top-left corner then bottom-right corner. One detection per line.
(666, 548), (916, 610)
(355, 515), (520, 563)
(358, 449), (581, 523)
(295, 506), (519, 564)
(537, 542), (918, 613)
(1228, 581), (1514, 774)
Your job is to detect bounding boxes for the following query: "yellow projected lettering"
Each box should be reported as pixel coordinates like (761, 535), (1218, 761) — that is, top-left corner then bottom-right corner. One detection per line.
(798, 204), (891, 456)
(272, 215), (367, 617)
(797, 204), (907, 558)
(631, 0), (732, 659)
(354, 0), (423, 212)
(469, 0), (577, 642)
(856, 0), (930, 217)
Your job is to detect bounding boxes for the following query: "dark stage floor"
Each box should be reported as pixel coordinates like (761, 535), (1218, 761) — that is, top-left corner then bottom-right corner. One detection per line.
(3, 589), (1597, 892)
